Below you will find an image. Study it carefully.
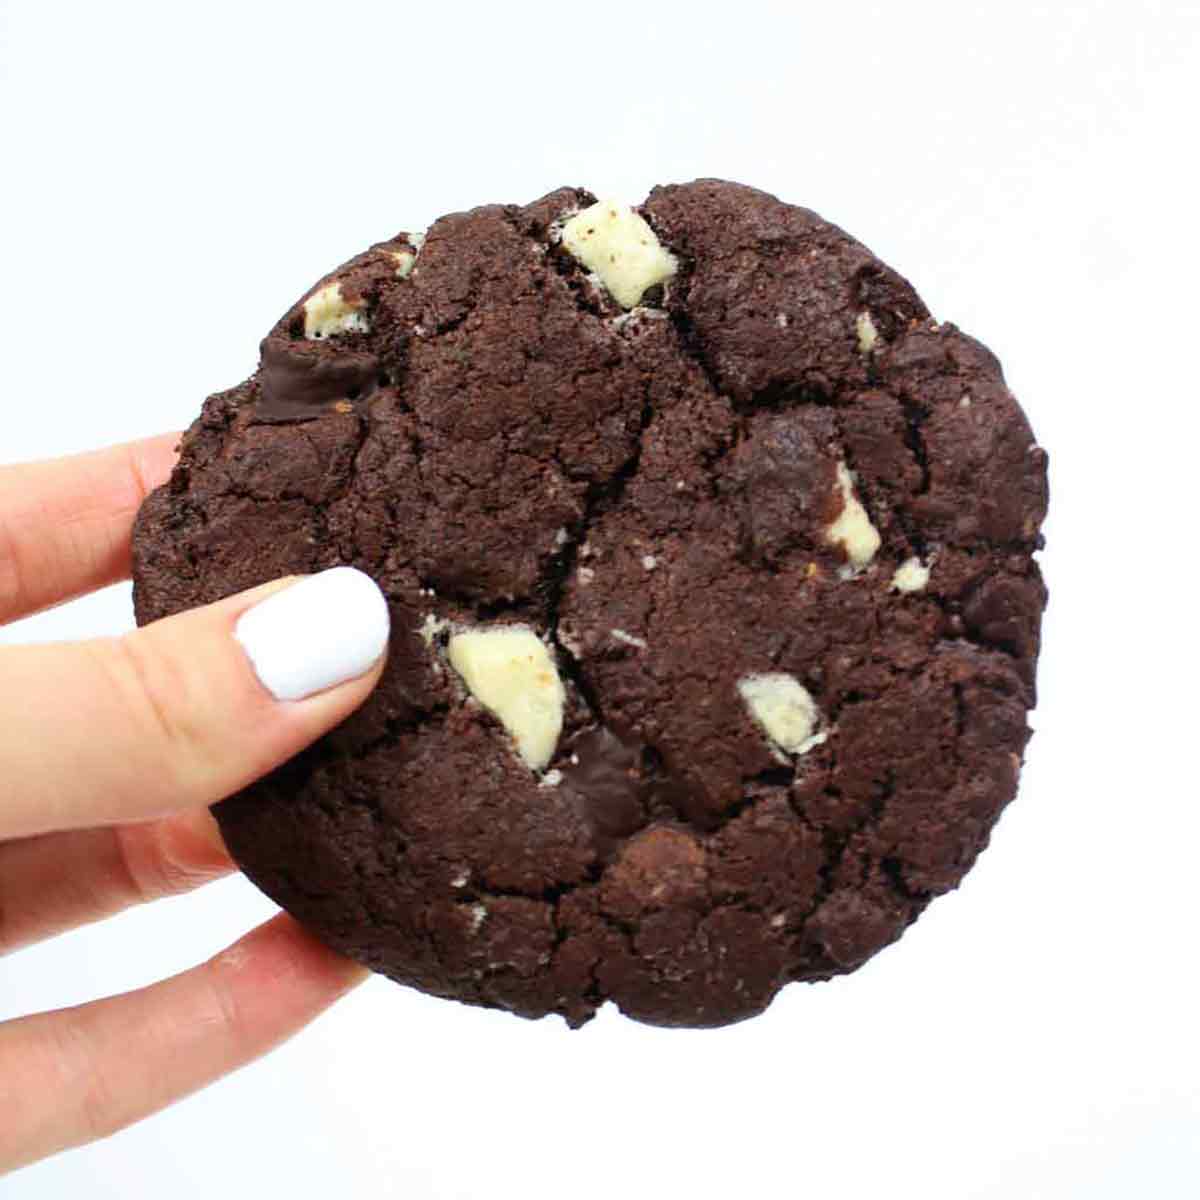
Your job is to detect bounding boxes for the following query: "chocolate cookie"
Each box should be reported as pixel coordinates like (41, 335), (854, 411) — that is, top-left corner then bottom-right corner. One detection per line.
(132, 180), (1048, 1028)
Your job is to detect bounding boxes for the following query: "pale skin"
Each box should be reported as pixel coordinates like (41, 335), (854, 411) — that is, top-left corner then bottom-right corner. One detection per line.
(0, 435), (385, 1174)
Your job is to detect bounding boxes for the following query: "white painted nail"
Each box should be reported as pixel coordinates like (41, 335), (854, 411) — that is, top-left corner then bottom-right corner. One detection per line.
(235, 567), (389, 701)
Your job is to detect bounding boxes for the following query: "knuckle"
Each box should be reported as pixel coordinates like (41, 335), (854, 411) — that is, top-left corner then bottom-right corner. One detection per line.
(200, 953), (251, 1056)
(111, 830), (159, 902)
(0, 504), (27, 618)
(102, 632), (204, 790)
(77, 1071), (126, 1145)
(123, 442), (158, 509)
(111, 824), (168, 907)
(50, 1017), (128, 1146)
(112, 821), (226, 906)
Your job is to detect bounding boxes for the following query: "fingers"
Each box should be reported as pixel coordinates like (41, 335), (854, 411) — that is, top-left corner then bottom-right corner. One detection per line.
(0, 810), (232, 957)
(0, 567), (390, 840)
(0, 434), (179, 624)
(0, 913), (368, 1172)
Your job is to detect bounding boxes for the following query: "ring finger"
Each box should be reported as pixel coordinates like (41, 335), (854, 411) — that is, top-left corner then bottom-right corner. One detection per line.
(0, 810), (233, 957)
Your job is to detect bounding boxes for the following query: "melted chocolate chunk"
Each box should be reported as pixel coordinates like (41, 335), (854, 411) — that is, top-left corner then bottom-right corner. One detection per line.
(561, 728), (648, 855)
(255, 336), (379, 422)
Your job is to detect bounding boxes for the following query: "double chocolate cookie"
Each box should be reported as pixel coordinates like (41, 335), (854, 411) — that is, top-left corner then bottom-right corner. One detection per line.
(132, 180), (1049, 1027)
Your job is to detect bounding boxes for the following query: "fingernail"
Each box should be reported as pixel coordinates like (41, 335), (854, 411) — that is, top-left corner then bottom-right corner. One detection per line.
(235, 567), (390, 701)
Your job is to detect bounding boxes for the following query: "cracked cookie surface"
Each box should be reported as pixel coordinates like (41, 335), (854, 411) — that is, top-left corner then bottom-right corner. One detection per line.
(132, 179), (1048, 1028)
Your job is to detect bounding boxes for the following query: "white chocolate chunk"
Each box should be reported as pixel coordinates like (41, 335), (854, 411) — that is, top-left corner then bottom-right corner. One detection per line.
(856, 311), (879, 354)
(560, 200), (677, 309)
(826, 462), (881, 570)
(303, 282), (369, 339)
(611, 628), (647, 649)
(612, 306), (667, 331)
(642, 555), (657, 571)
(738, 674), (827, 756)
(390, 230), (425, 277)
(546, 212), (574, 243)
(892, 557), (931, 593)
(419, 612), (449, 646)
(447, 627), (565, 770)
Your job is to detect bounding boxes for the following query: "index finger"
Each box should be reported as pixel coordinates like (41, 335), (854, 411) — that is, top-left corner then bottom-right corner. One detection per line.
(0, 433), (180, 625)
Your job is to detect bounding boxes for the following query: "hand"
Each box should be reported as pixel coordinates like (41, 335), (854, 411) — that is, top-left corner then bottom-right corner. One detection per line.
(0, 435), (390, 1173)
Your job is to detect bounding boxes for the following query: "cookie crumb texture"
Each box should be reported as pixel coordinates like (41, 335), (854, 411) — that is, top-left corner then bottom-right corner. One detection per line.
(132, 180), (1048, 1028)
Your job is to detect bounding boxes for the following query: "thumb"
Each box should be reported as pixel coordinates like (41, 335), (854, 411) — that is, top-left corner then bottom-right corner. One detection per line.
(0, 567), (389, 840)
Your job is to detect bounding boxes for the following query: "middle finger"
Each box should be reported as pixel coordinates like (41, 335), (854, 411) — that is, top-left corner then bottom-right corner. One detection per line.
(0, 810), (232, 957)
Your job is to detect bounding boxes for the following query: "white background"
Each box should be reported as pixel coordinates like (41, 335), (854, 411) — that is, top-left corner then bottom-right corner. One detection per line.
(2, 1), (1198, 1196)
